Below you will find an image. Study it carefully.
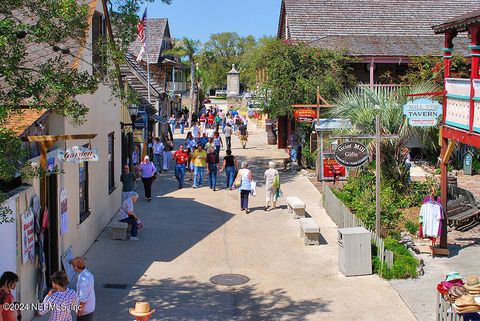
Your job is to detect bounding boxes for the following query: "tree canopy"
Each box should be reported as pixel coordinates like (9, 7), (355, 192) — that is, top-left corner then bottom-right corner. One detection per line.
(249, 39), (355, 117)
(199, 32), (257, 90)
(0, 0), (171, 222)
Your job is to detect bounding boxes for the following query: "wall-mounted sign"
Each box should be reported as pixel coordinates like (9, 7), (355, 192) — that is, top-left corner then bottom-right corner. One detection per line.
(22, 209), (35, 264)
(323, 158), (346, 178)
(133, 129), (144, 143)
(403, 98), (442, 127)
(47, 157), (55, 173)
(334, 142), (369, 167)
(57, 146), (99, 164)
(294, 108), (317, 124)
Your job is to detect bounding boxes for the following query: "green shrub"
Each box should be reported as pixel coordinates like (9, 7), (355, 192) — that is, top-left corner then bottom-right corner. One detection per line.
(372, 237), (419, 279)
(405, 220), (419, 235)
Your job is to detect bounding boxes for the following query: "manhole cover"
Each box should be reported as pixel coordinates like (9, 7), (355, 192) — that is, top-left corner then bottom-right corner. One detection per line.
(210, 274), (250, 286)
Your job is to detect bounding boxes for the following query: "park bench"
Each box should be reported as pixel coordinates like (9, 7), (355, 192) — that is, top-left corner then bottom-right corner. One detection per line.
(111, 221), (132, 240)
(286, 196), (306, 219)
(299, 217), (321, 246)
(447, 195), (480, 230)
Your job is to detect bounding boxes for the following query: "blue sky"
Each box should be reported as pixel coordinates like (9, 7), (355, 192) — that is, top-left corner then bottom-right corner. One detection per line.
(148, 0), (281, 42)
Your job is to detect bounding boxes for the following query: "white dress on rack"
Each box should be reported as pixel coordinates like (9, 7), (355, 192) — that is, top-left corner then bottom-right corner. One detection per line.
(420, 202), (442, 238)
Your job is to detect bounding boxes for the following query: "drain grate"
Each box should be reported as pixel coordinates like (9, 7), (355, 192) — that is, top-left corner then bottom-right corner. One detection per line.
(104, 283), (129, 289)
(210, 274), (250, 286)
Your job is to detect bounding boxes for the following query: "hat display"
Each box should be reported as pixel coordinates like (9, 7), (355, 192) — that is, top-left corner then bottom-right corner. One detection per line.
(437, 279), (464, 295)
(129, 302), (155, 317)
(445, 285), (469, 303)
(465, 276), (480, 295)
(454, 295), (480, 314)
(68, 257), (86, 269)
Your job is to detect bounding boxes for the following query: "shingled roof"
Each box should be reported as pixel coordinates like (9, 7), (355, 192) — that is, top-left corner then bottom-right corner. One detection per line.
(279, 0), (480, 56)
(128, 18), (170, 64)
(433, 9), (480, 33)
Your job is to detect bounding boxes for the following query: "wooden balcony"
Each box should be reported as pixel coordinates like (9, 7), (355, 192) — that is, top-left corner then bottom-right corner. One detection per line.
(166, 81), (187, 93)
(355, 83), (404, 95)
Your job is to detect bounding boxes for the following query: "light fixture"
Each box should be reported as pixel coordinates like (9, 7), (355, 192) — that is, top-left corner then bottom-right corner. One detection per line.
(127, 104), (139, 122)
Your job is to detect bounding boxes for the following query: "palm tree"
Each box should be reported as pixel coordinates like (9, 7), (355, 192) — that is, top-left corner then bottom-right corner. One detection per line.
(331, 82), (441, 188)
(165, 38), (201, 126)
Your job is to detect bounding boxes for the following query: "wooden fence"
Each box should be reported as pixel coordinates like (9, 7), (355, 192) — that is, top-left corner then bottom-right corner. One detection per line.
(436, 292), (465, 321)
(322, 185), (393, 275)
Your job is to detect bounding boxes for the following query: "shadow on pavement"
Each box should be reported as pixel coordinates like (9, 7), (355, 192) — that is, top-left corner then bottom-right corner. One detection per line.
(122, 276), (331, 321)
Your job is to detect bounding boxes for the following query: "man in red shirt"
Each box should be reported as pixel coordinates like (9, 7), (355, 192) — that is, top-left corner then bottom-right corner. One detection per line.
(173, 144), (189, 189)
(207, 112), (214, 129)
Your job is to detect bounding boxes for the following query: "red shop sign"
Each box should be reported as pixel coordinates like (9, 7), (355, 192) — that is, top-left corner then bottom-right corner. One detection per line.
(323, 158), (346, 178)
(294, 108), (317, 124)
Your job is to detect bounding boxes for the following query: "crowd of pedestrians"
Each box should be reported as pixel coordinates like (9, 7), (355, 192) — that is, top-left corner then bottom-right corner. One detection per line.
(117, 105), (281, 244)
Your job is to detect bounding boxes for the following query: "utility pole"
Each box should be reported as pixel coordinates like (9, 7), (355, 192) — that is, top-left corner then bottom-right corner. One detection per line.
(375, 105), (381, 235)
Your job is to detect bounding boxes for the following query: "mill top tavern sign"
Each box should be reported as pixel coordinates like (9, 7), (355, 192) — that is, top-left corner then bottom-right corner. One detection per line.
(403, 98), (442, 127)
(334, 142), (368, 167)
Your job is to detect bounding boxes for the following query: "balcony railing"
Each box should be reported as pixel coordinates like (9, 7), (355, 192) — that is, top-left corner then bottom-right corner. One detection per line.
(355, 83), (404, 95)
(166, 81), (187, 92)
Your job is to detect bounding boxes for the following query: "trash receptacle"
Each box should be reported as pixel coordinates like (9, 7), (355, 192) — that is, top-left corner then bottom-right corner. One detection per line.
(464, 151), (474, 176)
(338, 227), (372, 277)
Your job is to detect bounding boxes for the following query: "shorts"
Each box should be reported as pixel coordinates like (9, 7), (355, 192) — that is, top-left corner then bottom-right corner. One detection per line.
(266, 188), (277, 202)
(240, 135), (248, 141)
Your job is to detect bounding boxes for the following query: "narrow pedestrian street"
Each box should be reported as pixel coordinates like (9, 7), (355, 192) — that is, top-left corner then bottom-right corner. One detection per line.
(35, 125), (415, 321)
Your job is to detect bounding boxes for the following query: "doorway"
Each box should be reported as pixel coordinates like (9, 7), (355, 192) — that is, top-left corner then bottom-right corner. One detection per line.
(44, 174), (59, 284)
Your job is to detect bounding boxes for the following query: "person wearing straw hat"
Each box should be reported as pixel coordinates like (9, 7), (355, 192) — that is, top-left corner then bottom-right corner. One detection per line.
(129, 302), (155, 321)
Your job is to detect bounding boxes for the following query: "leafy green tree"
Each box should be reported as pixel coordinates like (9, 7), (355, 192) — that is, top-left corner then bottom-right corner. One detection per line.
(399, 55), (469, 86)
(199, 32), (257, 90)
(0, 0), (171, 223)
(165, 38), (201, 124)
(250, 39), (355, 117)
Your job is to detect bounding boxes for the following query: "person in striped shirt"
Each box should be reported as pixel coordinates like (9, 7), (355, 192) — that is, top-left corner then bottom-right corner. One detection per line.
(38, 271), (78, 321)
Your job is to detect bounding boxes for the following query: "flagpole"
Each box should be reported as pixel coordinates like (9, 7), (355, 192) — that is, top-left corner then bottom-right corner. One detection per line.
(146, 4), (151, 103)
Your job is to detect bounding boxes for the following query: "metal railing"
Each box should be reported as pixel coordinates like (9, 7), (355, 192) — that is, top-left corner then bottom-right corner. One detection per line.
(322, 185), (392, 273)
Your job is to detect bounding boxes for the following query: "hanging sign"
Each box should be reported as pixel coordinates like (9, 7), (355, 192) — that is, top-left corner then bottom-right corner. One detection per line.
(60, 189), (68, 235)
(334, 142), (369, 167)
(57, 146), (99, 164)
(323, 158), (346, 178)
(294, 108), (317, 124)
(403, 98), (442, 127)
(22, 209), (35, 264)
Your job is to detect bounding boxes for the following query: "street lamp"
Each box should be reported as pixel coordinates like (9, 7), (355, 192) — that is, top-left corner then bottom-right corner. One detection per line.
(127, 104), (139, 123)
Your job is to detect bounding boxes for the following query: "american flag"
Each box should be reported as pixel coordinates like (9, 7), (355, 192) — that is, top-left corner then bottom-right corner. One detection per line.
(136, 7), (147, 62)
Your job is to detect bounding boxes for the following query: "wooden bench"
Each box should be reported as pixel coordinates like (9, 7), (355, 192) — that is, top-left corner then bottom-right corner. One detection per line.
(111, 221), (132, 240)
(447, 195), (480, 229)
(299, 218), (321, 245)
(286, 196), (306, 219)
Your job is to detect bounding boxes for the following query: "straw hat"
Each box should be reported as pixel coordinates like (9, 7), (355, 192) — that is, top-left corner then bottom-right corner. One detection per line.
(465, 276), (480, 294)
(445, 285), (469, 303)
(129, 302), (155, 317)
(454, 295), (480, 314)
